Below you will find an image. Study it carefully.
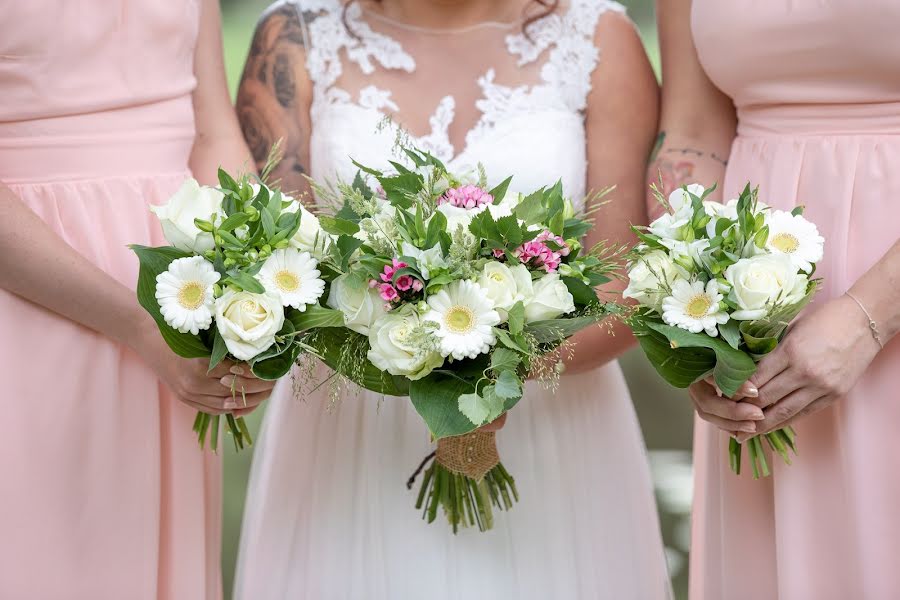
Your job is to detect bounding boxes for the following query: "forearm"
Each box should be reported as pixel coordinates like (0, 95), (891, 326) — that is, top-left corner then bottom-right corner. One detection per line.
(848, 239), (900, 342)
(563, 318), (636, 375)
(189, 134), (255, 185)
(0, 185), (149, 349)
(646, 131), (731, 217)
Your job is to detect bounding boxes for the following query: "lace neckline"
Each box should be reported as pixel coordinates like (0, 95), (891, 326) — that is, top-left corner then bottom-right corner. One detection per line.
(361, 7), (520, 36)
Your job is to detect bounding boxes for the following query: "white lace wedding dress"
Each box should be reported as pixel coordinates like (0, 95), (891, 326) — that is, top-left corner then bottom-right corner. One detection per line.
(235, 2), (672, 598)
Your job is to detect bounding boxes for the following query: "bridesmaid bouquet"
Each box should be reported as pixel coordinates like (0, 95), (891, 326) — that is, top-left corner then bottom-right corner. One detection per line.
(302, 148), (622, 531)
(131, 167), (335, 452)
(625, 182), (824, 478)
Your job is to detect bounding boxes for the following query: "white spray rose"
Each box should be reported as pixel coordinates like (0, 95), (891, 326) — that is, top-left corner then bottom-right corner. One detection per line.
(401, 242), (447, 280)
(622, 250), (685, 312)
(436, 203), (475, 236)
(367, 306), (443, 380)
(524, 273), (576, 322)
(725, 254), (809, 321)
(326, 274), (383, 335)
(150, 178), (224, 253)
(214, 290), (285, 361)
(477, 262), (534, 318)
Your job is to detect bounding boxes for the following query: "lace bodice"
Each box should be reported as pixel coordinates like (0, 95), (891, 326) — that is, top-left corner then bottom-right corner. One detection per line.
(287, 0), (626, 209)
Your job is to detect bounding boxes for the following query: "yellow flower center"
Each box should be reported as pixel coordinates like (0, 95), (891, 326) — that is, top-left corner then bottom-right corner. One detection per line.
(445, 306), (475, 333)
(771, 232), (799, 254)
(685, 294), (712, 318)
(241, 299), (259, 313)
(489, 272), (506, 283)
(274, 269), (300, 293)
(177, 282), (204, 311)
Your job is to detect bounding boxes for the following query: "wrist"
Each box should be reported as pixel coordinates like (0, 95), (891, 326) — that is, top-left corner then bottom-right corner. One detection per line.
(841, 292), (886, 353)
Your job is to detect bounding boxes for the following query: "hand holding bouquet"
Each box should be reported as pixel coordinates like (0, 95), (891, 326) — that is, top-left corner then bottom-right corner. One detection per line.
(131, 167), (335, 451)
(625, 183), (824, 478)
(301, 148), (622, 531)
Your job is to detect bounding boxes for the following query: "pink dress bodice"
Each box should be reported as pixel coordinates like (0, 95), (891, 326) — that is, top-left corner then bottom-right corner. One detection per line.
(0, 0), (200, 181)
(692, 0), (900, 136)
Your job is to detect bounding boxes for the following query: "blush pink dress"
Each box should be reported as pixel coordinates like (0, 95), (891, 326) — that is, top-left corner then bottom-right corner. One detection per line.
(690, 2), (900, 599)
(0, 2), (221, 598)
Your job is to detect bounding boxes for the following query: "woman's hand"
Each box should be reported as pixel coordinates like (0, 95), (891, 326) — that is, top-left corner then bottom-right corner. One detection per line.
(732, 295), (881, 442)
(133, 320), (274, 415)
(689, 378), (763, 435)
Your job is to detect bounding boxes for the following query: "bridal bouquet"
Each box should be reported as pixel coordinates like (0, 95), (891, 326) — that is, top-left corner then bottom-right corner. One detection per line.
(131, 168), (332, 452)
(302, 148), (621, 531)
(625, 183), (824, 478)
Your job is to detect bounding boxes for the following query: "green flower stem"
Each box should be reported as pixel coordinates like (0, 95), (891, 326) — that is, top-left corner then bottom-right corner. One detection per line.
(410, 459), (516, 533)
(729, 437), (742, 475)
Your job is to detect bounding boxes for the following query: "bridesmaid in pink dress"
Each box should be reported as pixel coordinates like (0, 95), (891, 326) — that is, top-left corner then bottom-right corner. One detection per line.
(652, 1), (900, 598)
(0, 1), (269, 597)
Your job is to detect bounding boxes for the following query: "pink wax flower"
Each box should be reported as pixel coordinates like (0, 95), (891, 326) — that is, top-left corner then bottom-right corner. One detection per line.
(412, 279), (424, 292)
(395, 274), (414, 291)
(438, 185), (493, 209)
(534, 230), (571, 257)
(379, 283), (399, 302)
(380, 258), (408, 283)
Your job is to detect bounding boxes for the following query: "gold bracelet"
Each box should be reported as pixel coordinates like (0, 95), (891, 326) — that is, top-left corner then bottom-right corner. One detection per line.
(846, 292), (885, 349)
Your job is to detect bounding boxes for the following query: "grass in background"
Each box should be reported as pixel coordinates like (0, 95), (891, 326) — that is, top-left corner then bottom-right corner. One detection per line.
(218, 2), (685, 598)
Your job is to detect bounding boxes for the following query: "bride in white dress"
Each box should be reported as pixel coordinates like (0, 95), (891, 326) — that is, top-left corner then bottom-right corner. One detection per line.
(234, 1), (671, 598)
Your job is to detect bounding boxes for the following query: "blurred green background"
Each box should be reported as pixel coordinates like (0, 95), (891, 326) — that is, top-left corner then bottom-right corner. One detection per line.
(218, 1), (691, 598)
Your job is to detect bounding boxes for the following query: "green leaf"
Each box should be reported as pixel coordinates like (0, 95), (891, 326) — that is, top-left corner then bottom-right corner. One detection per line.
(525, 315), (603, 344)
(260, 208), (276, 238)
(739, 328), (778, 356)
(645, 321), (757, 397)
(718, 319), (742, 350)
(286, 305), (345, 331)
(458, 392), (490, 426)
(633, 320), (715, 388)
(507, 301), (525, 335)
(130, 245), (211, 358)
(488, 176), (512, 203)
(563, 218), (592, 241)
(424, 210), (447, 248)
(410, 371), (480, 439)
(219, 212), (250, 232)
(563, 276), (599, 307)
(336, 235), (364, 271)
(250, 321), (300, 380)
(217, 168), (239, 193)
(490, 348), (521, 374)
(481, 385), (508, 422)
(224, 271), (265, 294)
(208, 328), (228, 373)
(493, 370), (521, 400)
(319, 216), (361, 237)
(494, 328), (529, 353)
(513, 189), (546, 225)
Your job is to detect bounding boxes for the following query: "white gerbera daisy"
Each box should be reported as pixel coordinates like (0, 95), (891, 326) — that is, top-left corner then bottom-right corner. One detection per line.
(765, 210), (824, 273)
(424, 280), (501, 360)
(155, 256), (220, 335)
(662, 279), (729, 337)
(258, 249), (326, 311)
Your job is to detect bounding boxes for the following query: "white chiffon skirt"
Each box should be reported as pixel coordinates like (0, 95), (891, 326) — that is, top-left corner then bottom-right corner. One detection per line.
(235, 362), (672, 599)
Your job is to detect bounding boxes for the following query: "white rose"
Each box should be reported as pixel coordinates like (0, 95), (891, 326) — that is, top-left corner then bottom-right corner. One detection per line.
(150, 178), (224, 253)
(284, 201), (333, 259)
(477, 262), (534, 318)
(326, 274), (383, 335)
(367, 306), (443, 380)
(400, 242), (447, 280)
(725, 254), (809, 321)
(214, 289), (285, 361)
(524, 273), (576, 322)
(436, 203), (475, 236)
(622, 250), (685, 312)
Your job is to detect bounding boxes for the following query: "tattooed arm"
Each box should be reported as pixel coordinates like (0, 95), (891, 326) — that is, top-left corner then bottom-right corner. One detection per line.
(236, 4), (314, 196)
(650, 0), (736, 218)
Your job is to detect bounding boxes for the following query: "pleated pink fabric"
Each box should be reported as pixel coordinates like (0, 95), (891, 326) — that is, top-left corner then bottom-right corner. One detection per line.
(690, 2), (900, 599)
(0, 2), (221, 598)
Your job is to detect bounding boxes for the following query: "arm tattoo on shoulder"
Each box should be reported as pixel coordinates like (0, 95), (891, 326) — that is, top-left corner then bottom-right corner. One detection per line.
(237, 5), (307, 170)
